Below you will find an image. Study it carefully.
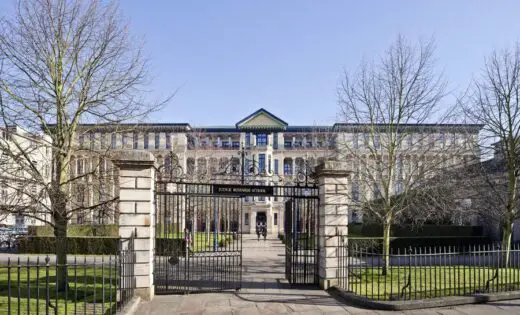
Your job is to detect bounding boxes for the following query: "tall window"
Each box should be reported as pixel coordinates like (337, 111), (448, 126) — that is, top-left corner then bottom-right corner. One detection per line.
(166, 133), (171, 149)
(122, 133), (128, 147)
(274, 213), (278, 226)
(77, 159), (84, 176)
(111, 133), (116, 149)
(90, 133), (95, 150)
(268, 155), (272, 173)
(352, 182), (360, 202)
(256, 134), (267, 146)
(273, 133), (278, 149)
(155, 133), (160, 149)
(78, 135), (84, 147)
(274, 159), (279, 175)
(244, 213), (249, 225)
(259, 154), (266, 173)
(245, 133), (251, 147)
(353, 133), (359, 149)
(374, 134), (380, 149)
(144, 133), (149, 149)
(407, 134), (413, 148)
(284, 161), (292, 175)
(133, 132), (139, 149)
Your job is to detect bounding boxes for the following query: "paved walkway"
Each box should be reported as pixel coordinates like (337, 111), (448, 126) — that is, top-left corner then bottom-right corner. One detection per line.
(135, 236), (520, 314)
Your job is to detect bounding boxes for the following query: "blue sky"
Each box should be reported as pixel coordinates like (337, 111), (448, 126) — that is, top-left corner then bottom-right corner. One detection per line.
(2, 1), (520, 126)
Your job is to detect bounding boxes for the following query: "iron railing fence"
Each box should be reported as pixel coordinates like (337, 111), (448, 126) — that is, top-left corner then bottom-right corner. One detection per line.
(337, 237), (520, 301)
(0, 235), (135, 315)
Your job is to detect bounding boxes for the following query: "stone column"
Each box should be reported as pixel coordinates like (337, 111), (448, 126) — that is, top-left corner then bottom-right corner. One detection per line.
(315, 160), (350, 290)
(111, 151), (156, 301)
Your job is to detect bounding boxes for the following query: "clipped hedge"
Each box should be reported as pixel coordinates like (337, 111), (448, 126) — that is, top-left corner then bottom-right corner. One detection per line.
(28, 225), (119, 237)
(18, 236), (119, 255)
(348, 236), (493, 253)
(348, 224), (484, 238)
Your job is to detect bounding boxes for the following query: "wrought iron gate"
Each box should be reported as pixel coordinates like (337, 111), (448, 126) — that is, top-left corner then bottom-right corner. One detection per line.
(284, 189), (319, 285)
(154, 182), (242, 294)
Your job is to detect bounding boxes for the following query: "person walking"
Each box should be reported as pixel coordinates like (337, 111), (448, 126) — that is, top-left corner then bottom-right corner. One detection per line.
(256, 223), (261, 241)
(262, 224), (267, 241)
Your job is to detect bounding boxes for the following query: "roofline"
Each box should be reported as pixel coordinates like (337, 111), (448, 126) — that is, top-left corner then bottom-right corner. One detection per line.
(45, 123), (192, 133)
(235, 108), (289, 128)
(332, 123), (485, 132)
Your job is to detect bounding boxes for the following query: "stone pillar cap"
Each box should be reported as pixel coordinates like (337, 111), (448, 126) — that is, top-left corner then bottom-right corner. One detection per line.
(110, 150), (155, 167)
(315, 160), (350, 177)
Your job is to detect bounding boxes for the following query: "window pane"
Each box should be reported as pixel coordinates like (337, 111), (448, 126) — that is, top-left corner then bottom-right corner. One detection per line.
(155, 133), (160, 149)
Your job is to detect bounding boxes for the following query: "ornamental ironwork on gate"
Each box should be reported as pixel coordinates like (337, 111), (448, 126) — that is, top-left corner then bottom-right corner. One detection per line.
(153, 152), (320, 294)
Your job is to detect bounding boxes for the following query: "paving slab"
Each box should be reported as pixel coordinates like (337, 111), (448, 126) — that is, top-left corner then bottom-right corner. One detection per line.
(135, 235), (520, 315)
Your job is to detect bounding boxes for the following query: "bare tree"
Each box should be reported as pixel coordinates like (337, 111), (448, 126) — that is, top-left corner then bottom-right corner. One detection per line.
(337, 35), (478, 274)
(462, 43), (520, 265)
(0, 0), (167, 290)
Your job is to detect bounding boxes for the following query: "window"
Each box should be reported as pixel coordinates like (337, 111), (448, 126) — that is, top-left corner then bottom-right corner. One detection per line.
(111, 133), (116, 149)
(232, 141), (240, 148)
(78, 135), (84, 147)
(284, 140), (292, 148)
(374, 135), (380, 149)
(244, 213), (249, 225)
(133, 132), (138, 149)
(268, 155), (272, 173)
(15, 215), (25, 227)
(352, 182), (360, 202)
(166, 133), (171, 149)
(256, 134), (267, 146)
(90, 133), (95, 150)
(155, 133), (160, 149)
(144, 133), (149, 149)
(284, 162), (292, 175)
(222, 141), (230, 148)
(273, 133), (278, 149)
(373, 184), (381, 199)
(259, 154), (266, 173)
(245, 133), (251, 147)
(353, 133), (359, 149)
(100, 133), (106, 149)
(439, 132), (445, 147)
(407, 134), (413, 148)
(274, 159), (279, 175)
(395, 182), (403, 193)
(274, 213), (278, 226)
(122, 133), (128, 147)
(244, 160), (249, 175)
(77, 159), (84, 176)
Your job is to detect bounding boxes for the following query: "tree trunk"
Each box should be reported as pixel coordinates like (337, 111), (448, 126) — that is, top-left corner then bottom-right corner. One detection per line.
(502, 220), (513, 267)
(53, 208), (68, 292)
(382, 220), (392, 276)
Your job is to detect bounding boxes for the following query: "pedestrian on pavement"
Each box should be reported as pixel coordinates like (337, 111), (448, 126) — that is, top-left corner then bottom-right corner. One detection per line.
(256, 223), (261, 241)
(262, 225), (267, 241)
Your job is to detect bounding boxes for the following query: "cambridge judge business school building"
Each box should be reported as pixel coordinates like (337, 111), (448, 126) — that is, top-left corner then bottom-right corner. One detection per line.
(65, 108), (481, 236)
(1, 108), (482, 236)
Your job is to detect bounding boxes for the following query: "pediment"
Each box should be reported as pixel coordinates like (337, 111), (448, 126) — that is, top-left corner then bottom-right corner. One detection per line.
(236, 108), (288, 131)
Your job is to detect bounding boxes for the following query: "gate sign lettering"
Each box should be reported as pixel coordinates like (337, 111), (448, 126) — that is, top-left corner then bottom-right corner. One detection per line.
(212, 184), (274, 196)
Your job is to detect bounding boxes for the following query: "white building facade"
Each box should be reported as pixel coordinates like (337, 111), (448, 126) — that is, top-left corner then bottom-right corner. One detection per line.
(66, 108), (482, 234)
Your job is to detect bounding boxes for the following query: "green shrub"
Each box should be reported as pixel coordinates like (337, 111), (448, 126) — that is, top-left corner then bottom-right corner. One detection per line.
(28, 225), (118, 237)
(18, 236), (119, 255)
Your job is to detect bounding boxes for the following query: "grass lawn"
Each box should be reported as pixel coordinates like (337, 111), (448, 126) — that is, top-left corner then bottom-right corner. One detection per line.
(347, 266), (520, 300)
(0, 265), (119, 315)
